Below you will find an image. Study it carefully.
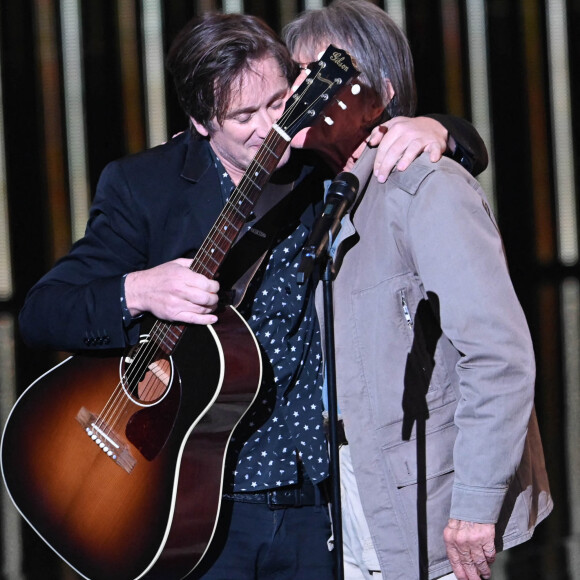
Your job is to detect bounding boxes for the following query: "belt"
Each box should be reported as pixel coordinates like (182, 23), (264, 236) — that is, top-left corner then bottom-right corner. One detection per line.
(223, 478), (328, 510)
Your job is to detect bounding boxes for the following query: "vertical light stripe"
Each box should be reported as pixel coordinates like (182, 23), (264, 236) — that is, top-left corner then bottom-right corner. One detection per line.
(465, 0), (496, 212)
(304, 0), (324, 10)
(223, 0), (243, 13)
(198, 0), (219, 13)
(0, 314), (22, 578)
(0, 46), (12, 301)
(117, 0), (146, 153)
(141, 0), (168, 147)
(35, 0), (71, 261)
(546, 0), (578, 265)
(562, 278), (580, 544)
(60, 0), (90, 242)
(279, 2), (298, 28)
(383, 0), (406, 33)
(521, 2), (555, 265)
(440, 0), (464, 116)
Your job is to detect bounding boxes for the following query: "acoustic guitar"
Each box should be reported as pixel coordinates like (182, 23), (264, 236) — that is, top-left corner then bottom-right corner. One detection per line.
(1, 46), (358, 580)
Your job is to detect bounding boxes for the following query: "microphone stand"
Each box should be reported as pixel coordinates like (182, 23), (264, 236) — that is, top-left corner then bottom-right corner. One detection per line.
(322, 256), (344, 580)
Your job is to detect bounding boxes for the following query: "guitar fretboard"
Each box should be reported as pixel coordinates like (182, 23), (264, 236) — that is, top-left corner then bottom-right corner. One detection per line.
(153, 128), (289, 355)
(191, 131), (288, 281)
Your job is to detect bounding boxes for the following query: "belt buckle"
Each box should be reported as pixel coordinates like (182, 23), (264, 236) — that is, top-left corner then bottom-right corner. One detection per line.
(266, 487), (302, 510)
(267, 489), (284, 510)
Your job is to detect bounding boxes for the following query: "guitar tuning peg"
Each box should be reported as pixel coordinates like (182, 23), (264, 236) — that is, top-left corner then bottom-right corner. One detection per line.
(324, 116), (334, 126)
(351, 84), (361, 95)
(335, 99), (347, 110)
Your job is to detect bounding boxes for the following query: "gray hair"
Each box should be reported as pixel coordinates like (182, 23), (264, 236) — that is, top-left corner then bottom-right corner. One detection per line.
(283, 0), (417, 124)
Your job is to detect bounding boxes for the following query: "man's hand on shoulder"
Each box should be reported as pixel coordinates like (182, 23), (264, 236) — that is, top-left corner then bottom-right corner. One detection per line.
(125, 258), (220, 325)
(444, 518), (496, 580)
(367, 116), (449, 182)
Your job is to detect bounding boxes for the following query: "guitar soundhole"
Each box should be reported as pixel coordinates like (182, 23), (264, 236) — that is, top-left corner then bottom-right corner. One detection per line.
(121, 337), (174, 405)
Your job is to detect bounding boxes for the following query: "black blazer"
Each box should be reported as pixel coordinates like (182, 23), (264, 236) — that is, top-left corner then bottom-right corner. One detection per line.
(18, 131), (322, 351)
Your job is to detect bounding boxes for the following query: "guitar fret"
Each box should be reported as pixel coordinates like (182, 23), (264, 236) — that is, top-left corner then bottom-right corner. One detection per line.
(228, 203), (246, 219)
(219, 214), (238, 228)
(242, 175), (262, 191)
(261, 142), (279, 159)
(233, 190), (252, 205)
(214, 226), (237, 243)
(202, 251), (220, 267)
(251, 159), (267, 174)
(198, 263), (215, 278)
(248, 161), (270, 183)
(148, 323), (184, 355)
(202, 244), (226, 259)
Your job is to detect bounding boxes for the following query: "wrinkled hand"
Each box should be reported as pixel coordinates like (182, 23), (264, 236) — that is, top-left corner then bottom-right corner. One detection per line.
(444, 519), (496, 580)
(367, 116), (449, 182)
(125, 258), (220, 325)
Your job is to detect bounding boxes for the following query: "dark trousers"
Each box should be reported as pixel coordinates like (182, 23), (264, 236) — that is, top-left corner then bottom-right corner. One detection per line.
(193, 498), (334, 579)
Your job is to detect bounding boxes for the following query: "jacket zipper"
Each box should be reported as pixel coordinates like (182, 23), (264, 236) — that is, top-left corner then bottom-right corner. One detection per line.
(401, 291), (413, 328)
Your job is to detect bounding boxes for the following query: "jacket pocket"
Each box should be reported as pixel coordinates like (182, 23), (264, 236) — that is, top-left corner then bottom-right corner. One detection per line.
(349, 275), (456, 429)
(382, 419), (458, 569)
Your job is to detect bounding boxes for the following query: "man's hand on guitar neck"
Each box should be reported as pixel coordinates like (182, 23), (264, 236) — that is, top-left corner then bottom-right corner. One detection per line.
(125, 258), (220, 325)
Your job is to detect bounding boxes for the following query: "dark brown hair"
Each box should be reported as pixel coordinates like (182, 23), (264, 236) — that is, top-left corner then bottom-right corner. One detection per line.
(166, 12), (298, 136)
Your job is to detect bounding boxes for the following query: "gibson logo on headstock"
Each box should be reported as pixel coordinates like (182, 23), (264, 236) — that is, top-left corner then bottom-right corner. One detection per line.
(330, 51), (350, 72)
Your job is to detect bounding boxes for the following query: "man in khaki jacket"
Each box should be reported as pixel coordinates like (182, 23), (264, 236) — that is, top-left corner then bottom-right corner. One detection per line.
(284, 1), (553, 579)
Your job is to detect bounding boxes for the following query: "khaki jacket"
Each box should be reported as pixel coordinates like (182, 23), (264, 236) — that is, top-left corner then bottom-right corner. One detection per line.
(318, 147), (552, 579)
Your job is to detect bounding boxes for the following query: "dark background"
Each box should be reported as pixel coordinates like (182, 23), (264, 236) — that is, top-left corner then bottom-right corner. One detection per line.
(0, 1), (578, 578)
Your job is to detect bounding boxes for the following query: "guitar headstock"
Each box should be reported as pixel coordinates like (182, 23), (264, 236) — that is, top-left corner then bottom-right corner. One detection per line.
(277, 44), (360, 138)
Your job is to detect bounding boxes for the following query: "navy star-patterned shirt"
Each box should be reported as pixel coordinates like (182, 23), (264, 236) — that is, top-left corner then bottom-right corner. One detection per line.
(211, 153), (329, 492)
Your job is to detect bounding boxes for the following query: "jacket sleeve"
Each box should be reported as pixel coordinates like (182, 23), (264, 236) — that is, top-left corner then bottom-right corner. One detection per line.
(426, 114), (489, 177)
(19, 161), (149, 352)
(405, 162), (534, 523)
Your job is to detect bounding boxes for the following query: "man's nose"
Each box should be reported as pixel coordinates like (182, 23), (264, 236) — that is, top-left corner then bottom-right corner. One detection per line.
(255, 108), (277, 138)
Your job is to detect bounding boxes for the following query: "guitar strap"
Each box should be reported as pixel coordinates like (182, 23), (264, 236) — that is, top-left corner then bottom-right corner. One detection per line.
(222, 180), (295, 307)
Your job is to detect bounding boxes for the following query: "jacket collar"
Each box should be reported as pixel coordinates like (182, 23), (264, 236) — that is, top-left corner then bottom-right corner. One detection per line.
(180, 130), (214, 183)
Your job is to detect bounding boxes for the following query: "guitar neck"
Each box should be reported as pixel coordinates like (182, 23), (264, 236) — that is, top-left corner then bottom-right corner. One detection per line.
(151, 129), (289, 356)
(190, 129), (289, 280)
(148, 44), (359, 355)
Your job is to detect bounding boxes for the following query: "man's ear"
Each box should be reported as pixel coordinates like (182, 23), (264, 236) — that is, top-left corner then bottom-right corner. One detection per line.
(191, 117), (209, 137)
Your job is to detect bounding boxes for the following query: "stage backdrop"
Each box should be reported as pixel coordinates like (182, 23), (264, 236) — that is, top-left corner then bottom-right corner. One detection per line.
(0, 1), (578, 579)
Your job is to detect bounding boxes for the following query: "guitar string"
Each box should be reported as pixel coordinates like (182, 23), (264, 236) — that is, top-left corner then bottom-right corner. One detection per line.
(129, 68), (333, 402)
(91, 122), (294, 443)
(93, 64), (336, 443)
(92, 66), (333, 442)
(113, 123), (288, 409)
(92, 62), (338, 447)
(106, 67), (327, 413)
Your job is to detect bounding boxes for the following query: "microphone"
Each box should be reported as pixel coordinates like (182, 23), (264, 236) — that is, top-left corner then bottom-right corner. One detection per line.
(297, 171), (359, 284)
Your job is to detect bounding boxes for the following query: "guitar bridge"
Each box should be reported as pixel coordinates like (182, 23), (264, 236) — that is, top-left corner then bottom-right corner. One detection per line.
(76, 407), (136, 474)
